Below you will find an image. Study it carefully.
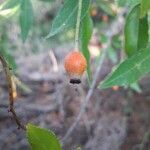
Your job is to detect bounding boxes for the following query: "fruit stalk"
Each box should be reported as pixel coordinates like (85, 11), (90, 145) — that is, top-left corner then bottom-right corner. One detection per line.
(75, 0), (83, 50)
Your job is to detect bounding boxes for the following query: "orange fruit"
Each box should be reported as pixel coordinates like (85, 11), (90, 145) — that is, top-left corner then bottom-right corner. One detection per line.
(64, 51), (87, 84)
(112, 86), (119, 91)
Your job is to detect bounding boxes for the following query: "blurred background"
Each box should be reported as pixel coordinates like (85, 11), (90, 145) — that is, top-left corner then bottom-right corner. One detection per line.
(0, 0), (149, 150)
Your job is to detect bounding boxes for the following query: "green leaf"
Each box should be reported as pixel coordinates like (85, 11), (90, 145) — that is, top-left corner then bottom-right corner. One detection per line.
(0, 6), (19, 20)
(99, 49), (150, 89)
(112, 34), (122, 49)
(108, 47), (118, 64)
(39, 0), (55, 2)
(80, 12), (93, 83)
(124, 4), (148, 56)
(137, 15), (149, 50)
(2, 51), (17, 70)
(46, 0), (90, 38)
(0, 0), (20, 20)
(140, 0), (150, 18)
(0, 28), (17, 70)
(19, 0), (34, 42)
(116, 0), (140, 8)
(116, 0), (126, 7)
(0, 50), (17, 71)
(26, 123), (61, 150)
(129, 82), (142, 93)
(37, 0), (54, 2)
(0, 0), (19, 10)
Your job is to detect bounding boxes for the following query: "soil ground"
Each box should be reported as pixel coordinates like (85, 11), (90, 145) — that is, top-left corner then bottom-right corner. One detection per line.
(0, 48), (149, 150)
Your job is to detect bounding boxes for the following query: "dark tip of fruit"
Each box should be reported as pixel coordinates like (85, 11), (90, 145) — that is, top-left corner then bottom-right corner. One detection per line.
(70, 78), (81, 84)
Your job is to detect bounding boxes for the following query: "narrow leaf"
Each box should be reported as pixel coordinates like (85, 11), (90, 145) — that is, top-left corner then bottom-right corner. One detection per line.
(116, 0), (140, 8)
(0, 6), (19, 20)
(46, 0), (90, 38)
(137, 15), (148, 50)
(80, 12), (93, 83)
(0, 0), (20, 19)
(129, 82), (142, 93)
(99, 49), (150, 89)
(19, 0), (33, 42)
(0, 0), (19, 10)
(38, 0), (54, 2)
(140, 0), (150, 18)
(26, 124), (61, 150)
(124, 4), (148, 56)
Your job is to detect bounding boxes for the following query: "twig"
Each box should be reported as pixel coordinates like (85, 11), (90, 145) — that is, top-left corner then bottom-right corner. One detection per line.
(0, 54), (26, 130)
(62, 10), (125, 143)
(62, 40), (108, 143)
(55, 84), (65, 119)
(74, 0), (83, 50)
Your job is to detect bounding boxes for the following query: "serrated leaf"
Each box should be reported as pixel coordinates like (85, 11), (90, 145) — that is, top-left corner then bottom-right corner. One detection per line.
(140, 0), (150, 18)
(19, 0), (34, 42)
(46, 0), (90, 38)
(80, 12), (93, 83)
(99, 49), (150, 89)
(124, 4), (148, 56)
(26, 123), (61, 150)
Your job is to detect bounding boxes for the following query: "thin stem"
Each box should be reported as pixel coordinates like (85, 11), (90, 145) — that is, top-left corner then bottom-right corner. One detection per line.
(74, 0), (83, 50)
(0, 54), (26, 130)
(62, 9), (126, 143)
